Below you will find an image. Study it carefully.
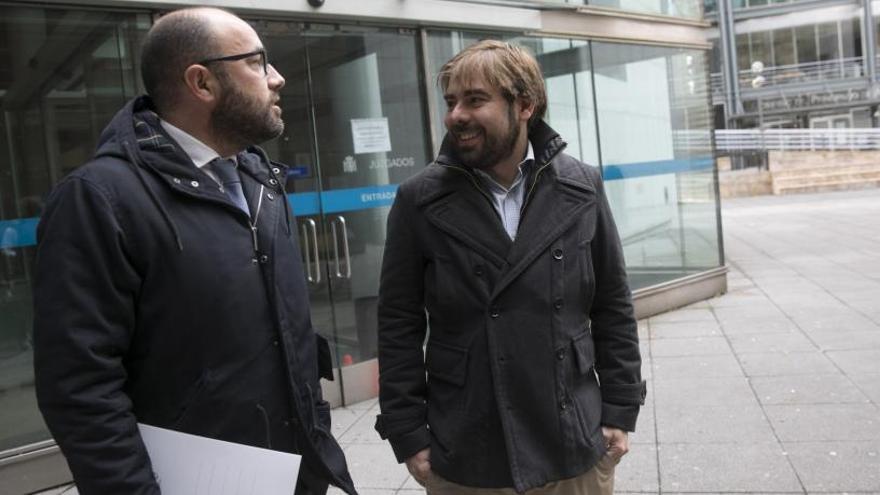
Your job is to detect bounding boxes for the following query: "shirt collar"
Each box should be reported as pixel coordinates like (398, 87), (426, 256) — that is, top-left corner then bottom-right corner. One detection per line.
(474, 141), (535, 192)
(159, 119), (230, 170)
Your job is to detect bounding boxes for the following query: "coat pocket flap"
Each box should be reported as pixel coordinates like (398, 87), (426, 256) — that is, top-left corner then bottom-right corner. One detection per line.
(426, 340), (469, 387)
(572, 331), (595, 375)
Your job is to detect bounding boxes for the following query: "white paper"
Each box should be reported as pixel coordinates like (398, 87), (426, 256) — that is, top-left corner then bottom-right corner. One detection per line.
(138, 423), (300, 495)
(351, 117), (392, 154)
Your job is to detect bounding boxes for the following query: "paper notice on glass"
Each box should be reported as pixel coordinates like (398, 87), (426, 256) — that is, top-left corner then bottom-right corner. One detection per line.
(138, 423), (300, 495)
(351, 117), (392, 154)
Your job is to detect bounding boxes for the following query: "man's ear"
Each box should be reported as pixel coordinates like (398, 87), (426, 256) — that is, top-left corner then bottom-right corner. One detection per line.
(517, 97), (536, 123)
(183, 64), (219, 104)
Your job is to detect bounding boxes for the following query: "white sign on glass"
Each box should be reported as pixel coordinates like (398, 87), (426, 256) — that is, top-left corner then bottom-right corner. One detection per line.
(351, 117), (392, 154)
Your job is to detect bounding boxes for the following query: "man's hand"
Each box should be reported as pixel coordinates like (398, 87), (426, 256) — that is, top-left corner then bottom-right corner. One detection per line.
(602, 427), (630, 461)
(405, 448), (431, 486)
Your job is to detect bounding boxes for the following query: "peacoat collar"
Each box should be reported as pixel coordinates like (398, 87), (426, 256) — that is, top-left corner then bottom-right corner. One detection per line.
(415, 120), (599, 297)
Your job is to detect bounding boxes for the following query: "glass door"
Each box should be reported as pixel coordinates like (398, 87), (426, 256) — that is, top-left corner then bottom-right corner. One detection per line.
(261, 23), (430, 406)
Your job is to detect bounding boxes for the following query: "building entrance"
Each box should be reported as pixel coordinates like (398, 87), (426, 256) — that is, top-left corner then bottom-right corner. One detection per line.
(257, 22), (431, 406)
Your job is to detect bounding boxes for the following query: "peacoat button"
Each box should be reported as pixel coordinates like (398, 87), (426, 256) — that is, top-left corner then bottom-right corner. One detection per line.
(269, 178), (278, 186)
(474, 265), (484, 277)
(554, 298), (564, 310)
(190, 180), (200, 188)
(560, 401), (568, 411)
(273, 339), (279, 346)
(272, 167), (281, 175)
(251, 257), (259, 264)
(556, 350), (565, 360)
(490, 308), (500, 318)
(260, 255), (269, 264)
(172, 177), (181, 184)
(552, 248), (563, 260)
(266, 192), (275, 200)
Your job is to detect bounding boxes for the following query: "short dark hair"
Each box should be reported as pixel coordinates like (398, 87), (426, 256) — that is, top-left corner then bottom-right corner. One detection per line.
(140, 9), (221, 114)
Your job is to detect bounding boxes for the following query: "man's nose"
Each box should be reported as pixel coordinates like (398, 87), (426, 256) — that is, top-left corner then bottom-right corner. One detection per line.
(268, 64), (285, 90)
(449, 102), (469, 122)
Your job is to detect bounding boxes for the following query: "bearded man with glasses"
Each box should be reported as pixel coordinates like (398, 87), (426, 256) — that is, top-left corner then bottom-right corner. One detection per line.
(32, 7), (355, 495)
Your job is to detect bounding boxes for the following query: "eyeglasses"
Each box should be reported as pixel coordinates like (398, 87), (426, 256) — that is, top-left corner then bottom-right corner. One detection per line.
(197, 49), (268, 76)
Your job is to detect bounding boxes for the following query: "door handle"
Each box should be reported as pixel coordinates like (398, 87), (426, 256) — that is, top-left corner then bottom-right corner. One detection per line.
(330, 216), (352, 279)
(301, 218), (321, 283)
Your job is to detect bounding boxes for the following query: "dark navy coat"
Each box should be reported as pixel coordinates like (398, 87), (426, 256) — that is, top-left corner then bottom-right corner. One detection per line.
(33, 96), (355, 495)
(376, 120), (645, 492)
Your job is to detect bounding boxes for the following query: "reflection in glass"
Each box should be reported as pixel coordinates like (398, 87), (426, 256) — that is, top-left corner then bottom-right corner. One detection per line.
(591, 42), (720, 288)
(0, 7), (148, 454)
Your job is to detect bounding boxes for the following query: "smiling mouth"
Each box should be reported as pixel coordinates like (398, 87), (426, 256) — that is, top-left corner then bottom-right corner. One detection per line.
(455, 130), (480, 144)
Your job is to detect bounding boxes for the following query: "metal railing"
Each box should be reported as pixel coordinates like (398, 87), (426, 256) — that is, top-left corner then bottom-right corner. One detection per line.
(715, 128), (880, 151)
(710, 57), (865, 98)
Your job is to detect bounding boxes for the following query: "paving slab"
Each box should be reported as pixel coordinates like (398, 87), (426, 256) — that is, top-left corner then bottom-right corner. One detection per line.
(652, 354), (745, 380)
(718, 317), (802, 335)
(737, 351), (840, 377)
(614, 445), (659, 493)
(657, 442), (802, 493)
(749, 374), (871, 405)
(648, 321), (722, 339)
(826, 349), (880, 375)
(783, 441), (880, 493)
(649, 308), (717, 323)
(340, 443), (410, 490)
(652, 376), (755, 407)
(849, 373), (880, 404)
(649, 336), (733, 358)
(764, 404), (880, 442)
(655, 404), (774, 444)
(808, 330), (880, 351)
(726, 331), (817, 354)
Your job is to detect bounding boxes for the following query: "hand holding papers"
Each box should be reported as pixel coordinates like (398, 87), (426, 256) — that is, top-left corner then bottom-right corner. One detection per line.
(138, 423), (301, 494)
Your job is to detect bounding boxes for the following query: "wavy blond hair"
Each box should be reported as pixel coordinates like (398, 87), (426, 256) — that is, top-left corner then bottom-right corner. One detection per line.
(438, 39), (547, 127)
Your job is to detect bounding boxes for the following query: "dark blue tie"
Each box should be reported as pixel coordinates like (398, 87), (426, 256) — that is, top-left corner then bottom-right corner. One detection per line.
(210, 158), (250, 215)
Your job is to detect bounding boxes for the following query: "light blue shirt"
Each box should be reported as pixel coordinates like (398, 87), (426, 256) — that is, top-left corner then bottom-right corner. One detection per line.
(473, 142), (535, 241)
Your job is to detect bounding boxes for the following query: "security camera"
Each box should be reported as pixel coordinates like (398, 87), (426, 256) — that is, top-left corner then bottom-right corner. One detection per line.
(307, 0), (324, 6)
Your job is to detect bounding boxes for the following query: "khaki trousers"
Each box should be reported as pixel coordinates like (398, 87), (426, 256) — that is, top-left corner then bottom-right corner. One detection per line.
(425, 455), (618, 495)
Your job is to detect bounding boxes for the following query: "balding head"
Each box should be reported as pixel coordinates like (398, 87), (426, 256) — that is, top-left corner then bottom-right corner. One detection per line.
(140, 8), (240, 115)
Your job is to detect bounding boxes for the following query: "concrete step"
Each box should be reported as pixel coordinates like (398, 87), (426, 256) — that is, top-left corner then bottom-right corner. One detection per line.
(775, 178), (880, 195)
(771, 162), (880, 178)
(769, 151), (880, 171)
(772, 170), (880, 186)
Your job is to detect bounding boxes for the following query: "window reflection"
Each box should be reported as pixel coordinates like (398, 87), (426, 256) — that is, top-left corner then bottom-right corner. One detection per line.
(0, 6), (148, 455)
(592, 42), (720, 288)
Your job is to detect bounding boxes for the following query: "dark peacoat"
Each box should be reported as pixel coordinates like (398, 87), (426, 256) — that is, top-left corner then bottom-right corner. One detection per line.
(375, 120), (645, 492)
(33, 96), (355, 495)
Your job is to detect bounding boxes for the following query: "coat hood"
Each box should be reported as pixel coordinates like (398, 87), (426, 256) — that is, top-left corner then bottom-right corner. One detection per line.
(89, 96), (292, 252)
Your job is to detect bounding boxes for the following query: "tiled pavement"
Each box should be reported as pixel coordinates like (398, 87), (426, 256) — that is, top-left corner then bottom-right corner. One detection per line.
(38, 189), (880, 494)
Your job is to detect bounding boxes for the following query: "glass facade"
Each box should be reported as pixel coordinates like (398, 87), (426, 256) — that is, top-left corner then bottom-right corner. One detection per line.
(257, 23), (431, 372)
(426, 31), (721, 289)
(0, 5), (150, 454)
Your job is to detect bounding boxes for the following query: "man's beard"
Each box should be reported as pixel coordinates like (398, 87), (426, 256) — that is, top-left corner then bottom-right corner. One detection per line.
(451, 103), (520, 171)
(211, 74), (284, 148)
